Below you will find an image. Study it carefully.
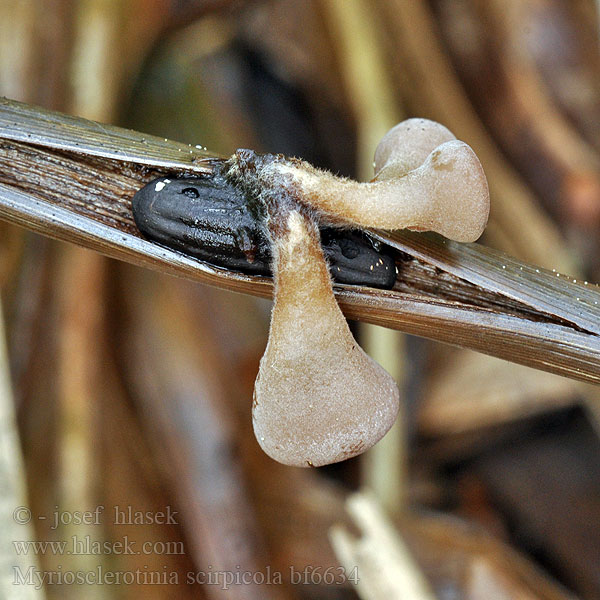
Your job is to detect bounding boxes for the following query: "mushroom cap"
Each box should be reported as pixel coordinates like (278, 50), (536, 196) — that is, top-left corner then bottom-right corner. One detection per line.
(408, 139), (490, 243)
(253, 325), (400, 467)
(374, 118), (456, 177)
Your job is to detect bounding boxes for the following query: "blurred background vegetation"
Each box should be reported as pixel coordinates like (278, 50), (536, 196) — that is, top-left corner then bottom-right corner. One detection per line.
(1, 1), (600, 599)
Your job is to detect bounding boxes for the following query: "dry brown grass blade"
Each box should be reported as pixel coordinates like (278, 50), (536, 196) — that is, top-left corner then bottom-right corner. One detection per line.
(378, 230), (600, 335)
(330, 492), (436, 599)
(1, 98), (600, 383)
(375, 0), (575, 273)
(0, 96), (216, 169)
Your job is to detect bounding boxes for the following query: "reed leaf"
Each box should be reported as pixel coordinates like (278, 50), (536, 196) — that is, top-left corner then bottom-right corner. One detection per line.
(1, 97), (599, 383)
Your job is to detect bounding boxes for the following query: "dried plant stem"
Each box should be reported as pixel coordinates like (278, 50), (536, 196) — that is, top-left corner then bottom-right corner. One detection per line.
(377, 0), (575, 273)
(0, 297), (43, 600)
(320, 0), (402, 180)
(1, 100), (600, 383)
(474, 0), (600, 216)
(320, 0), (408, 501)
(360, 327), (407, 512)
(55, 248), (107, 600)
(69, 0), (125, 122)
(0, 1), (36, 102)
(329, 492), (436, 600)
(52, 7), (128, 595)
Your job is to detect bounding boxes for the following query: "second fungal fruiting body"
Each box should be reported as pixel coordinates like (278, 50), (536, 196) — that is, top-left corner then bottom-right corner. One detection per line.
(238, 120), (489, 243)
(252, 205), (400, 466)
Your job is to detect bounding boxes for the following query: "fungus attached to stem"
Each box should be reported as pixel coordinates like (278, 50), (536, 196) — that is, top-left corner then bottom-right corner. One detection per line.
(252, 200), (400, 467)
(231, 119), (490, 243)
(224, 118), (490, 467)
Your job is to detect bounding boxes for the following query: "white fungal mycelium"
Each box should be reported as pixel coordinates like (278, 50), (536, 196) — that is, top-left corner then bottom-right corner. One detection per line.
(228, 118), (490, 467)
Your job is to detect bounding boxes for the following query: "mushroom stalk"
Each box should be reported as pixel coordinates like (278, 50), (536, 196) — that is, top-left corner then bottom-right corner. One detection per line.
(252, 201), (399, 467)
(228, 119), (490, 244)
(261, 140), (488, 243)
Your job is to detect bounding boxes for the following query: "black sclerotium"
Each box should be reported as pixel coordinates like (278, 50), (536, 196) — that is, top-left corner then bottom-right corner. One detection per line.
(132, 172), (271, 275)
(132, 174), (397, 289)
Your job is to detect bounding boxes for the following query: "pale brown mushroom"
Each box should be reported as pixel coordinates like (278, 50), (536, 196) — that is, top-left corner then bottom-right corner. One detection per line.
(226, 118), (490, 468)
(249, 120), (490, 243)
(252, 206), (400, 467)
(373, 117), (456, 176)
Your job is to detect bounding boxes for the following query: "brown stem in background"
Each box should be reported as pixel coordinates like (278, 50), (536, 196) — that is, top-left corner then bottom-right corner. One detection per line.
(114, 265), (290, 599)
(375, 0), (576, 273)
(438, 0), (600, 230)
